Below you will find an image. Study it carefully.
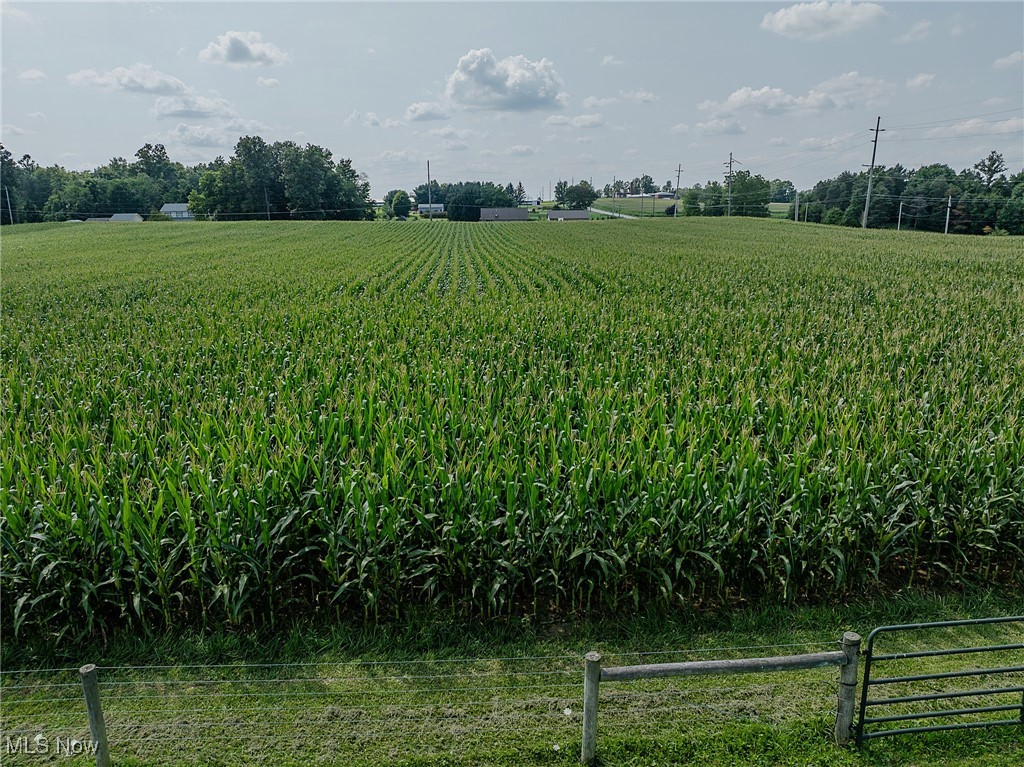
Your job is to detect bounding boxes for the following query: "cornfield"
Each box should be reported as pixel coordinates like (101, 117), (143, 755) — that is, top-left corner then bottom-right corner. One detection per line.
(3, 219), (1023, 639)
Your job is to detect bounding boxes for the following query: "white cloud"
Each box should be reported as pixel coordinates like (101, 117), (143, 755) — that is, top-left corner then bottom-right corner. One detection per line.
(893, 20), (931, 44)
(163, 123), (230, 148)
(28, 112), (47, 121)
(199, 31), (289, 67)
(256, 77), (279, 88)
(2, 124), (27, 137)
(18, 68), (47, 82)
(442, 139), (468, 151)
(905, 73), (935, 90)
(345, 111), (401, 129)
(798, 131), (856, 149)
(405, 101), (449, 121)
(583, 96), (617, 108)
(427, 126), (487, 141)
(545, 114), (604, 129)
(814, 71), (893, 108)
(948, 12), (972, 37)
(222, 117), (271, 134)
(925, 117), (1023, 139)
(695, 118), (746, 136)
(505, 145), (537, 156)
(1, 5), (36, 23)
(670, 123), (690, 135)
(374, 149), (419, 164)
(601, 55), (624, 66)
(768, 136), (788, 146)
(68, 63), (189, 95)
(446, 48), (567, 112)
(761, 1), (886, 41)
(152, 95), (237, 120)
(993, 51), (1023, 70)
(621, 89), (658, 103)
(700, 71), (892, 117)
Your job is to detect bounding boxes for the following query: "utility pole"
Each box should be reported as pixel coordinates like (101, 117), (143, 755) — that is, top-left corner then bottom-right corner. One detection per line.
(264, 186), (271, 221)
(724, 153), (742, 216)
(794, 191), (799, 222)
(944, 195), (952, 234)
(861, 116), (884, 228)
(4, 185), (13, 225)
(674, 164), (683, 218)
(427, 161), (432, 221)
(897, 201), (904, 231)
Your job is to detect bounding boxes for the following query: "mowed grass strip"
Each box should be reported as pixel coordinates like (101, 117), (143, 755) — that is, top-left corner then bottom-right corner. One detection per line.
(2, 219), (1023, 639)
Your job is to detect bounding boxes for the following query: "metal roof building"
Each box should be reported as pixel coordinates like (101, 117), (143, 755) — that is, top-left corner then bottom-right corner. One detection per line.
(160, 203), (194, 221)
(480, 207), (528, 221)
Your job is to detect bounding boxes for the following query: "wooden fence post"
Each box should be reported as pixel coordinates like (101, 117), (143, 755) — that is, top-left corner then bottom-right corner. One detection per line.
(79, 664), (111, 767)
(581, 651), (601, 765)
(834, 632), (861, 745)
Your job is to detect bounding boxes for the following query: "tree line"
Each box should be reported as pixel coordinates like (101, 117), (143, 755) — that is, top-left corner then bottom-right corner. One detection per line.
(0, 136), (374, 223)
(788, 151), (1024, 235)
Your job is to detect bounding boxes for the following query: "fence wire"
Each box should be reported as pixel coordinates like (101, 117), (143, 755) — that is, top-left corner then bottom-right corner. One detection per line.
(0, 641), (856, 764)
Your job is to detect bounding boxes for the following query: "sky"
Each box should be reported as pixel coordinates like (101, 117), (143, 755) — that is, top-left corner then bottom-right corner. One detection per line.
(2, 1), (1022, 200)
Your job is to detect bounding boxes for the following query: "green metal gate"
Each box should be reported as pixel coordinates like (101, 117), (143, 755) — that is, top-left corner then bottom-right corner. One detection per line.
(856, 615), (1024, 745)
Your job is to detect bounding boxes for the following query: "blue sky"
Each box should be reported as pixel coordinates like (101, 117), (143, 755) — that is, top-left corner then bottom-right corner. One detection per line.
(2, 1), (1022, 199)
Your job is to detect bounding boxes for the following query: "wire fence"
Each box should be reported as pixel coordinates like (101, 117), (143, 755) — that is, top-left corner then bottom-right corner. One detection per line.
(0, 641), (844, 765)
(4, 628), (1020, 765)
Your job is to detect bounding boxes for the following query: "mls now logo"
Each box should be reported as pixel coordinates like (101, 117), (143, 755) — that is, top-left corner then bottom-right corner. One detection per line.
(5, 735), (99, 756)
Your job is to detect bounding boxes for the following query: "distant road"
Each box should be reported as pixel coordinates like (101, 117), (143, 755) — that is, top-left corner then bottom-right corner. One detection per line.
(589, 207), (638, 220)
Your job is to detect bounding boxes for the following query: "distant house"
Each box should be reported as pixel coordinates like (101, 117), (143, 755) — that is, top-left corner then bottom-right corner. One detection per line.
(548, 210), (590, 221)
(416, 203), (445, 215)
(480, 207), (528, 221)
(109, 213), (144, 222)
(84, 217), (110, 223)
(160, 203), (194, 222)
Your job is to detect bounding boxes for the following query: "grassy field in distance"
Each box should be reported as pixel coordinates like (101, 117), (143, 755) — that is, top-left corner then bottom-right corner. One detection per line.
(591, 196), (677, 215)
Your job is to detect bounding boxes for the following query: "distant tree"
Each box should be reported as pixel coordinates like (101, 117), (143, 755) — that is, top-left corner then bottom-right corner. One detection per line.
(663, 180), (673, 193)
(729, 171), (770, 217)
(974, 151), (1007, 190)
(514, 181), (527, 205)
(681, 187), (701, 216)
(768, 179), (796, 203)
(701, 181), (725, 216)
(563, 181), (599, 210)
(133, 143), (172, 181)
(639, 175), (656, 194)
(445, 181), (515, 221)
(412, 180), (445, 206)
(553, 180), (569, 205)
(391, 190), (411, 218)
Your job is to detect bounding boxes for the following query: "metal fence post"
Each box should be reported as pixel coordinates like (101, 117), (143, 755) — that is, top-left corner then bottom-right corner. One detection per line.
(581, 651), (601, 765)
(79, 664), (111, 767)
(835, 632), (861, 745)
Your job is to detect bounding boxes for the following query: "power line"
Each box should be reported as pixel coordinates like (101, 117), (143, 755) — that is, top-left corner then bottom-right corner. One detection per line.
(886, 107), (1024, 131)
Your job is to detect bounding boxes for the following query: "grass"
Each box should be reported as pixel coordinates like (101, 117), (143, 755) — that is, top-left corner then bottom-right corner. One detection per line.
(2, 588), (1021, 766)
(2, 218), (1023, 641)
(591, 197), (677, 216)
